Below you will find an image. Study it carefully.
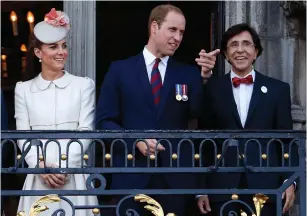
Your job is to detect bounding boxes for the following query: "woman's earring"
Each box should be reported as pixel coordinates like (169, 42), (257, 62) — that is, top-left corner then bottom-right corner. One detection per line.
(39, 58), (41, 63)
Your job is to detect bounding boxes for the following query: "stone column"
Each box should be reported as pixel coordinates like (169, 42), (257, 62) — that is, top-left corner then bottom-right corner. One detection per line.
(63, 1), (96, 81)
(224, 1), (306, 131)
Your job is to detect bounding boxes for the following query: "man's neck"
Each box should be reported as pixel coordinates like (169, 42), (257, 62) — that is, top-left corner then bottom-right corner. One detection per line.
(231, 67), (253, 77)
(146, 40), (165, 58)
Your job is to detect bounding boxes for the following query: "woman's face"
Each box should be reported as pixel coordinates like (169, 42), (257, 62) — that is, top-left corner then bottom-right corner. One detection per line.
(34, 39), (68, 71)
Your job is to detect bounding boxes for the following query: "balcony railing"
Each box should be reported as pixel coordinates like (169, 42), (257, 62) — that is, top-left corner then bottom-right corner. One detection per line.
(1, 130), (306, 216)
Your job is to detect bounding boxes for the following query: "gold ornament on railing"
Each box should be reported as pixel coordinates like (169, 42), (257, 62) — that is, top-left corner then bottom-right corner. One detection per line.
(237, 193), (268, 216)
(134, 194), (176, 216)
(253, 193), (269, 216)
(240, 210), (248, 216)
(16, 194), (61, 216)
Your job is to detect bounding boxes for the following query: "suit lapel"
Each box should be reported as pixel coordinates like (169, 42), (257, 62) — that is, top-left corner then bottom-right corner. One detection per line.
(156, 58), (176, 120)
(245, 71), (264, 127)
(223, 73), (243, 129)
(136, 53), (155, 107)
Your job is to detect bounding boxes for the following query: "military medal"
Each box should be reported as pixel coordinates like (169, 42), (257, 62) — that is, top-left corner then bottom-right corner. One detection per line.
(182, 85), (188, 101)
(175, 84), (182, 101)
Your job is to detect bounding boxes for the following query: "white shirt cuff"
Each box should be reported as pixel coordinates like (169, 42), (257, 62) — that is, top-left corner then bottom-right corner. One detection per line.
(283, 179), (297, 190)
(195, 195), (208, 199)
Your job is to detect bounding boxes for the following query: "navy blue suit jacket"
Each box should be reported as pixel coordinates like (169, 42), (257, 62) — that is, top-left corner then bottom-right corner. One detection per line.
(96, 53), (204, 189)
(199, 71), (296, 202)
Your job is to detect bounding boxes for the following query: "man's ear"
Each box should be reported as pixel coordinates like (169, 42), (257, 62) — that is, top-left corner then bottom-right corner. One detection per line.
(34, 48), (42, 59)
(254, 49), (258, 60)
(224, 51), (229, 61)
(151, 21), (158, 35)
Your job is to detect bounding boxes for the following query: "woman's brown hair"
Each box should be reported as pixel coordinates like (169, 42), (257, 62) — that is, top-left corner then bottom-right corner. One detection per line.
(23, 33), (44, 81)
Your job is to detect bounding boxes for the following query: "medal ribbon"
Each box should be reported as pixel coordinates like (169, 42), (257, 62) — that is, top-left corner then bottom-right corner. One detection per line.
(182, 85), (187, 96)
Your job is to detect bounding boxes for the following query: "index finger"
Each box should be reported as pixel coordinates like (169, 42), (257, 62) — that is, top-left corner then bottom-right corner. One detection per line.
(207, 49), (220, 56)
(54, 174), (66, 181)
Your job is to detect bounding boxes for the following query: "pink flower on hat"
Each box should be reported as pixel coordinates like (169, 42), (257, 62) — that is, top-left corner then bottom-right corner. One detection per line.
(45, 8), (70, 28)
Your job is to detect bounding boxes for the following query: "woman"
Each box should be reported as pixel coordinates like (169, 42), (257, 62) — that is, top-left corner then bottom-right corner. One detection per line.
(15, 8), (99, 216)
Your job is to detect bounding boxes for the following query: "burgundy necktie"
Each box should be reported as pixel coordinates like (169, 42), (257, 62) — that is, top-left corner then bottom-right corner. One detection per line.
(151, 58), (162, 105)
(232, 75), (253, 88)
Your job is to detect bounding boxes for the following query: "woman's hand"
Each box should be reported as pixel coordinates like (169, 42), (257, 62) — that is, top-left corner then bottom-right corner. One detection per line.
(39, 161), (66, 188)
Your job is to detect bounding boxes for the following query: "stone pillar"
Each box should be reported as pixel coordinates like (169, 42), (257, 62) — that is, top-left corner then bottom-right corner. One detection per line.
(63, 1), (96, 81)
(224, 1), (306, 131)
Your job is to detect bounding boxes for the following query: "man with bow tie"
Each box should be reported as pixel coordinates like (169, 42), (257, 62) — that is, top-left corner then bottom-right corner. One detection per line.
(196, 23), (296, 215)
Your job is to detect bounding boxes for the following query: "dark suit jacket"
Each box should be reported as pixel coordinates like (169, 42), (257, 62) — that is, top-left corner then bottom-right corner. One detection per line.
(199, 71), (295, 202)
(96, 52), (204, 189)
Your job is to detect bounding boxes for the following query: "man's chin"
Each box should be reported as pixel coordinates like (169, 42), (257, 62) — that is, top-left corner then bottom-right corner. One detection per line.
(165, 50), (175, 56)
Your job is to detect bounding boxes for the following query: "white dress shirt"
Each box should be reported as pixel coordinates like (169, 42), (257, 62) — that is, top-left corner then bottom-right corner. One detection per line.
(143, 46), (169, 84)
(230, 70), (255, 127)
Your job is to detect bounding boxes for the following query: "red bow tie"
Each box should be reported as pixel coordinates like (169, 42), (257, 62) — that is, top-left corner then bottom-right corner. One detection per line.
(232, 75), (253, 88)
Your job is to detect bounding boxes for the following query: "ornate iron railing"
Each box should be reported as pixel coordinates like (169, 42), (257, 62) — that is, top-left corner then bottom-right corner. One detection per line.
(1, 130), (306, 216)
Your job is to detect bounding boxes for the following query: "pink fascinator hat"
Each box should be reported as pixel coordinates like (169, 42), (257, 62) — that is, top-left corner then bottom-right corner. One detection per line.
(34, 8), (70, 44)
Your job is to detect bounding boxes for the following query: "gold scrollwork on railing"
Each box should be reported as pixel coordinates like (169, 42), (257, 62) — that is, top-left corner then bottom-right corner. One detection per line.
(17, 194), (61, 216)
(240, 193), (269, 216)
(253, 193), (269, 216)
(134, 194), (176, 216)
(134, 193), (268, 216)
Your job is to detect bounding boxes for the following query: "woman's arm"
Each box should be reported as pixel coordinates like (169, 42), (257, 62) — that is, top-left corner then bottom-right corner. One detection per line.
(15, 82), (41, 168)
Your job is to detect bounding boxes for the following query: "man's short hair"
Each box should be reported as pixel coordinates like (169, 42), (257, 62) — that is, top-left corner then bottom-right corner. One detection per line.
(148, 4), (184, 36)
(221, 23), (263, 58)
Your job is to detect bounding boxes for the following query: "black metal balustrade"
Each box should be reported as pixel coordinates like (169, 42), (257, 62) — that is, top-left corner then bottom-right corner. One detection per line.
(1, 130), (306, 216)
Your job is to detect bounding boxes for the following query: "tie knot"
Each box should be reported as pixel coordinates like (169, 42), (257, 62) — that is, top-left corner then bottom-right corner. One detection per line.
(232, 75), (253, 88)
(153, 58), (161, 68)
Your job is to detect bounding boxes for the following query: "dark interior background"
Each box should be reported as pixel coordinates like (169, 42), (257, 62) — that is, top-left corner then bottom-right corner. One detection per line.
(1, 1), (64, 130)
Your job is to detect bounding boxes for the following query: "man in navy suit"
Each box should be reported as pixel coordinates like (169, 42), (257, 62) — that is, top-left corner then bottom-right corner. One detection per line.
(96, 4), (217, 215)
(196, 23), (296, 215)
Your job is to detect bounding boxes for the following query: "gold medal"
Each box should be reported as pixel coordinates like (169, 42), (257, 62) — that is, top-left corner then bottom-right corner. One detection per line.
(176, 94), (182, 101)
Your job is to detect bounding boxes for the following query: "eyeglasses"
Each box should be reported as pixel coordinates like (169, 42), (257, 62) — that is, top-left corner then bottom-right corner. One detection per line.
(227, 41), (255, 50)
